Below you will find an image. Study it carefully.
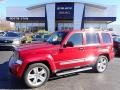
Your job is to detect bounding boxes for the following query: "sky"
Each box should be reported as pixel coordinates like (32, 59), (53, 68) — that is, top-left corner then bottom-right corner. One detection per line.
(0, 0), (120, 24)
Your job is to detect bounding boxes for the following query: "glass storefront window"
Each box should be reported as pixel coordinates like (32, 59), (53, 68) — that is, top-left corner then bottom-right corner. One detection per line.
(84, 23), (107, 30)
(15, 22), (45, 33)
(57, 23), (73, 31)
(21, 23), (27, 32)
(26, 23), (33, 33)
(32, 23), (39, 32)
(39, 23), (45, 30)
(15, 23), (21, 31)
(32, 23), (45, 32)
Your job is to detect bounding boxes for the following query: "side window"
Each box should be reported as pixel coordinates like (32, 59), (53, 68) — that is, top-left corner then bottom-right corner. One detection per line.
(67, 33), (83, 46)
(86, 33), (99, 44)
(102, 33), (111, 43)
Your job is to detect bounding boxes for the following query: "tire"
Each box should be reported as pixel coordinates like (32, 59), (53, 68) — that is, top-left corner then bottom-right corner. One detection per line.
(23, 63), (50, 88)
(114, 48), (118, 55)
(93, 56), (108, 73)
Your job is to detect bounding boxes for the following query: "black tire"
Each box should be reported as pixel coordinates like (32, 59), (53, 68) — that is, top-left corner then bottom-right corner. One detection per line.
(23, 63), (50, 88)
(93, 56), (108, 73)
(114, 48), (118, 55)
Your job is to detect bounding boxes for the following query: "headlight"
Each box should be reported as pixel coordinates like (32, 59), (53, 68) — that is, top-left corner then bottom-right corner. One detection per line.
(13, 39), (20, 45)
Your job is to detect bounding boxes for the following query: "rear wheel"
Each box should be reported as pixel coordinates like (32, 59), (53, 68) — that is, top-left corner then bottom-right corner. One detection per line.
(114, 48), (118, 55)
(24, 63), (50, 88)
(93, 56), (108, 73)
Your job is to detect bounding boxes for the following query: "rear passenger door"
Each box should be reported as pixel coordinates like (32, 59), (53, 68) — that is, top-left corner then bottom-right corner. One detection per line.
(84, 32), (101, 65)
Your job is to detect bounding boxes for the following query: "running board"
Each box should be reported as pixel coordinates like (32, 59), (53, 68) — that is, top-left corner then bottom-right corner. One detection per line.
(56, 67), (92, 76)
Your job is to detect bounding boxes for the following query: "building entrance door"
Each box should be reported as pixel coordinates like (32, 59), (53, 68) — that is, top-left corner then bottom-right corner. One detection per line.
(57, 23), (73, 31)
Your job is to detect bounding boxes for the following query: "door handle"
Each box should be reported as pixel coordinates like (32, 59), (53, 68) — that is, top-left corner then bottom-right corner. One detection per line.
(79, 47), (84, 50)
(96, 46), (101, 48)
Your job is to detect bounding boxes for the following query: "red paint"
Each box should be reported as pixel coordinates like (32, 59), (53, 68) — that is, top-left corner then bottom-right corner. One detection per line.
(9, 30), (114, 78)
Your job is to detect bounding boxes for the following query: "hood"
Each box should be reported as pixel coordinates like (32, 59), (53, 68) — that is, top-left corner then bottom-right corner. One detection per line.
(16, 42), (59, 51)
(16, 42), (60, 57)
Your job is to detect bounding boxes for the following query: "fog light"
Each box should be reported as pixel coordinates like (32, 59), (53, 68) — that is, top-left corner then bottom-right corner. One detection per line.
(15, 60), (22, 65)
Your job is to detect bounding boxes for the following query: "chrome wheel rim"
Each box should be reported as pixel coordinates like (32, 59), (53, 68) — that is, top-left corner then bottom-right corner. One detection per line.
(97, 57), (107, 72)
(27, 67), (47, 86)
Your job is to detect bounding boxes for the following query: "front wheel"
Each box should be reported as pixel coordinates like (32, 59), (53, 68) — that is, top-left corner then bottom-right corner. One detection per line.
(23, 63), (50, 88)
(93, 56), (108, 73)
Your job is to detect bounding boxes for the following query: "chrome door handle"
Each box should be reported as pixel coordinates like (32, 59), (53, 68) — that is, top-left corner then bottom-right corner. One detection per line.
(96, 46), (101, 48)
(79, 47), (84, 50)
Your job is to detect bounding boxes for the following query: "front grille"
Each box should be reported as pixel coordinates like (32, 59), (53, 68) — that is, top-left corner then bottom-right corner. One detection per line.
(0, 40), (13, 44)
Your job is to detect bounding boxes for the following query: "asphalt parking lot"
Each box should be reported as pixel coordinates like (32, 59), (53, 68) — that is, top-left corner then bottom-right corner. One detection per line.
(0, 51), (120, 90)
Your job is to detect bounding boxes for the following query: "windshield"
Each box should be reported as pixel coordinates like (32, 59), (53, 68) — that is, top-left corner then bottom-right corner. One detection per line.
(47, 32), (68, 45)
(4, 32), (20, 37)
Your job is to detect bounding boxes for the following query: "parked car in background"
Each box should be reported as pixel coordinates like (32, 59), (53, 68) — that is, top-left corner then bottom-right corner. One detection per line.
(113, 36), (120, 55)
(32, 33), (50, 43)
(112, 33), (119, 38)
(0, 30), (5, 36)
(9, 30), (114, 88)
(0, 31), (26, 50)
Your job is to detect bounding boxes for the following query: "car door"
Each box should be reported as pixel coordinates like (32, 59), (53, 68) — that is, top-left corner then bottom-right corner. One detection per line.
(54, 33), (85, 70)
(83, 32), (101, 65)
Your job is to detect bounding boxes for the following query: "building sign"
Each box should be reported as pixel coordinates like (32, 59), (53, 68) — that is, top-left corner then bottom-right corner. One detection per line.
(7, 17), (28, 21)
(6, 17), (46, 21)
(56, 3), (74, 20)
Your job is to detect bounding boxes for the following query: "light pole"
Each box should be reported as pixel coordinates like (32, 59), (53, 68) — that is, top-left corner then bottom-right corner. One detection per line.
(0, 0), (6, 31)
(0, 1), (3, 31)
(0, 4), (1, 30)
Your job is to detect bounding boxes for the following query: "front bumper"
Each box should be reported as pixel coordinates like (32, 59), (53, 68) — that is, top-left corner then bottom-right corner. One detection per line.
(9, 55), (23, 77)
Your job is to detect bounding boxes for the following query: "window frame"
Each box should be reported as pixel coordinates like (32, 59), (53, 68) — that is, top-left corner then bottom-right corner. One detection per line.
(102, 33), (112, 44)
(85, 33), (100, 45)
(65, 32), (84, 47)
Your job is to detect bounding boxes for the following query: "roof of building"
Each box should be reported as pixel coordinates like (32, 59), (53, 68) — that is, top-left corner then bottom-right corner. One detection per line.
(27, 0), (106, 10)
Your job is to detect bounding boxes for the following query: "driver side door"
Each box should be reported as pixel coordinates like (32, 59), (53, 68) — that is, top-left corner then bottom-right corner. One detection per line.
(54, 33), (85, 70)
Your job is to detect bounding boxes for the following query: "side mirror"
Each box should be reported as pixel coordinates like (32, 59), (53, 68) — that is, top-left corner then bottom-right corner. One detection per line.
(63, 41), (74, 48)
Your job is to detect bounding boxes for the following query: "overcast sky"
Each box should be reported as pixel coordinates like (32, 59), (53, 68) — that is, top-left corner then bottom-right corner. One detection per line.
(0, 0), (120, 24)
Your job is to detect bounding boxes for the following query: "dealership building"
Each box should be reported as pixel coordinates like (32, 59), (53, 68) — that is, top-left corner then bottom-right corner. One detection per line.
(6, 0), (116, 32)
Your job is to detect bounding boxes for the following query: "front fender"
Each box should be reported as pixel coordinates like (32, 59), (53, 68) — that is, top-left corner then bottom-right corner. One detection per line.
(18, 54), (56, 78)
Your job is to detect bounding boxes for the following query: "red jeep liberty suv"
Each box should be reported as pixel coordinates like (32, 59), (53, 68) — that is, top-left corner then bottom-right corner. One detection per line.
(9, 30), (114, 88)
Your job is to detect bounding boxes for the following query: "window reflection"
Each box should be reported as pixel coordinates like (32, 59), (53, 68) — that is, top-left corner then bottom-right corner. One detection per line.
(15, 22), (45, 33)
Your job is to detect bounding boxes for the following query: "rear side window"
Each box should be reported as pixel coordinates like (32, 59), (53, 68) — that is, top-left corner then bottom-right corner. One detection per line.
(86, 33), (99, 44)
(67, 33), (83, 46)
(102, 33), (111, 43)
